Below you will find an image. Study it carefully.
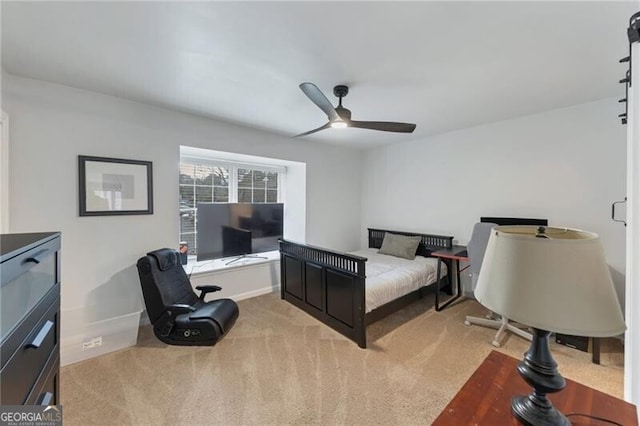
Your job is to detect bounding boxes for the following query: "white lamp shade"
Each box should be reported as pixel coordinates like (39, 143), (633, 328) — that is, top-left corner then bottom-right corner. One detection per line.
(474, 226), (625, 337)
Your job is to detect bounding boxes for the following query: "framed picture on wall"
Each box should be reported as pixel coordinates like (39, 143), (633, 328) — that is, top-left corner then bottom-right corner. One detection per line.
(78, 155), (153, 216)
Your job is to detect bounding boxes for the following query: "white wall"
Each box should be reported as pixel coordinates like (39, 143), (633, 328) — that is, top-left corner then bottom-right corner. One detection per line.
(361, 98), (627, 306)
(0, 110), (8, 233)
(2, 72), (362, 364)
(624, 38), (640, 410)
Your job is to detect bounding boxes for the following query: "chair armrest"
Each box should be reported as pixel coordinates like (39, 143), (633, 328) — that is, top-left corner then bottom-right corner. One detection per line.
(196, 285), (222, 299)
(165, 304), (196, 316)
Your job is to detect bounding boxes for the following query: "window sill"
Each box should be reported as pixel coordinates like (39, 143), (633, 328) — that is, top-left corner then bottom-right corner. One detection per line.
(183, 251), (279, 276)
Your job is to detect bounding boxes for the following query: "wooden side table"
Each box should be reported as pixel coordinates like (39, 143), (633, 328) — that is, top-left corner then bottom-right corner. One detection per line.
(432, 245), (469, 311)
(432, 350), (637, 425)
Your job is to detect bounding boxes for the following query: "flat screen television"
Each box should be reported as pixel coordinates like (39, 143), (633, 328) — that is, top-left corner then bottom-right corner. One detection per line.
(196, 203), (284, 261)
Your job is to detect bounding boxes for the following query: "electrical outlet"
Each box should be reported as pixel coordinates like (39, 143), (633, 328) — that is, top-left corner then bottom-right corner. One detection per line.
(82, 336), (102, 350)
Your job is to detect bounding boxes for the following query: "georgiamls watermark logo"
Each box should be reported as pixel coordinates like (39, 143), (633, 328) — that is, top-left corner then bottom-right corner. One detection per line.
(0, 405), (62, 426)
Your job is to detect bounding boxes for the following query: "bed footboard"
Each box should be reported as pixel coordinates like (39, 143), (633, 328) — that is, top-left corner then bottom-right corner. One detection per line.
(279, 240), (368, 348)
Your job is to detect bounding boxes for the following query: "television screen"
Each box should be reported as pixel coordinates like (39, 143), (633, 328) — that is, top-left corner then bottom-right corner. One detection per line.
(197, 203), (284, 261)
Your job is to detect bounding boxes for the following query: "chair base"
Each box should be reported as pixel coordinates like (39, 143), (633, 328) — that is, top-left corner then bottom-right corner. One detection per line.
(465, 315), (532, 347)
(154, 318), (225, 346)
(153, 299), (239, 346)
(154, 326), (222, 346)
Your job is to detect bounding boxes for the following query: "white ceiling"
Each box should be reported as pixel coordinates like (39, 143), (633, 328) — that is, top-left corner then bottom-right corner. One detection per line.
(1, 1), (636, 149)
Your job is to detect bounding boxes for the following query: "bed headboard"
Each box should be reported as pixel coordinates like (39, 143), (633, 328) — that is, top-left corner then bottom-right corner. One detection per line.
(367, 228), (453, 257)
(481, 217), (548, 226)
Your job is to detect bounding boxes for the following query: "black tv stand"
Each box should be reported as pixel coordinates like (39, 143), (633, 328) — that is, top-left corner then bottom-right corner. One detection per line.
(224, 254), (268, 265)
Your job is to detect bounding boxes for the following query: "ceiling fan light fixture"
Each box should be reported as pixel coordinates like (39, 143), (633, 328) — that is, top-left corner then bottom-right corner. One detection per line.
(330, 120), (348, 129)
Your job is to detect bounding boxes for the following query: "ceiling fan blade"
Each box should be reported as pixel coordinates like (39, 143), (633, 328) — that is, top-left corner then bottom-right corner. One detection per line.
(294, 122), (331, 137)
(349, 120), (416, 133)
(299, 82), (339, 121)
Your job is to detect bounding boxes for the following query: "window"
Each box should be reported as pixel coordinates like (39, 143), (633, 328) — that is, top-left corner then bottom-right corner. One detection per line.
(238, 169), (279, 203)
(179, 157), (284, 256)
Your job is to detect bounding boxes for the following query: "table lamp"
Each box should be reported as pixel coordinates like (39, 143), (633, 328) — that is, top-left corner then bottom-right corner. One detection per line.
(474, 226), (625, 426)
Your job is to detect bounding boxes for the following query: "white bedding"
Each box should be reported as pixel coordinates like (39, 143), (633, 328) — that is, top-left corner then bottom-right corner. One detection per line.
(350, 248), (447, 313)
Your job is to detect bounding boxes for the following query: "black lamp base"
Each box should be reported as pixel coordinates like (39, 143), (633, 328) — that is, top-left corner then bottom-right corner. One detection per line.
(511, 328), (569, 426)
(511, 395), (570, 426)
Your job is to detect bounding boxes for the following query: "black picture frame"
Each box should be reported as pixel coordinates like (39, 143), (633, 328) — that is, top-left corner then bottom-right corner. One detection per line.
(78, 155), (153, 216)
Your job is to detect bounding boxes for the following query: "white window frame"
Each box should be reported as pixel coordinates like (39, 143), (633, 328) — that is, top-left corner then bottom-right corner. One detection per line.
(179, 155), (286, 256)
(180, 157), (284, 203)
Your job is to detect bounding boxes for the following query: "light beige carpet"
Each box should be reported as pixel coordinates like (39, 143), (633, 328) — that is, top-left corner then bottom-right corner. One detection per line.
(60, 292), (624, 425)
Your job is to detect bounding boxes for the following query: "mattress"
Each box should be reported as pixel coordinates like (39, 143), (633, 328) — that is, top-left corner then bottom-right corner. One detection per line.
(350, 248), (447, 313)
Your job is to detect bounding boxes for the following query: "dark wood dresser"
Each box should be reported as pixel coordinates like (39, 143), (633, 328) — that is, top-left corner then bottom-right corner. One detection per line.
(0, 232), (61, 405)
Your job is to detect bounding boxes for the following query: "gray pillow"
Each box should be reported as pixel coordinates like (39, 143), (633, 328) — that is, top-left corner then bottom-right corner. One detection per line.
(377, 233), (421, 260)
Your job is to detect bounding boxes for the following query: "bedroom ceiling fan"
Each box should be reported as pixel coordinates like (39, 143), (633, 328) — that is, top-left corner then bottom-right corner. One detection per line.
(295, 82), (417, 137)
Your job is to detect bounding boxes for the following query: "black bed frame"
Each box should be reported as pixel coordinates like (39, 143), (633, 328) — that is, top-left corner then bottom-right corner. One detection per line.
(279, 228), (454, 348)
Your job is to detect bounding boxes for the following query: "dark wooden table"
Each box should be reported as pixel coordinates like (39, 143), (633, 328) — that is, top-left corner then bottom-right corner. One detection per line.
(432, 350), (638, 425)
(432, 245), (469, 311)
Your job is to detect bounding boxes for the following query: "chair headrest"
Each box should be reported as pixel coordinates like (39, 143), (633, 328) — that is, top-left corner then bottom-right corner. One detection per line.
(148, 248), (180, 271)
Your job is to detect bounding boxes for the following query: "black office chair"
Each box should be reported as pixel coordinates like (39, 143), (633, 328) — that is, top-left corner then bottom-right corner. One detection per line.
(136, 248), (239, 346)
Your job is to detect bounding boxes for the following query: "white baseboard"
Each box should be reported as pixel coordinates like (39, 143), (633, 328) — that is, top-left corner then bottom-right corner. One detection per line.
(231, 284), (280, 301)
(61, 311), (141, 366)
(137, 285), (280, 327)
